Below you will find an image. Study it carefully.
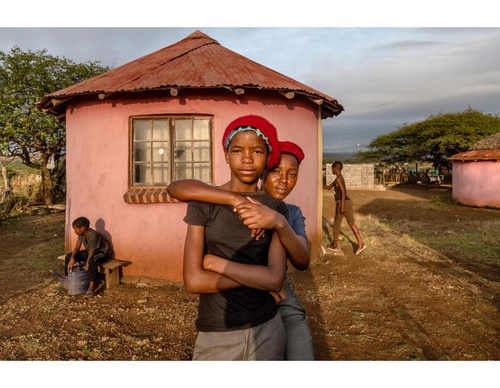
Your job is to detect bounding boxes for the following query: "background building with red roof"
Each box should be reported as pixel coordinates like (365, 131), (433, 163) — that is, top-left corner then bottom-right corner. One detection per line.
(450, 132), (500, 208)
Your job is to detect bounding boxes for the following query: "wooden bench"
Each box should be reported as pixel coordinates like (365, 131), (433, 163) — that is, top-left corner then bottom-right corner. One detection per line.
(57, 255), (130, 289)
(98, 259), (130, 289)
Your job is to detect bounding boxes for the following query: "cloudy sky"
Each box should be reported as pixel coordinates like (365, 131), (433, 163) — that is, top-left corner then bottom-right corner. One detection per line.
(1, 3), (499, 154)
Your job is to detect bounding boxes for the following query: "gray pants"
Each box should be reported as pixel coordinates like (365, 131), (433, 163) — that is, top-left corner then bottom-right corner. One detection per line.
(192, 312), (285, 360)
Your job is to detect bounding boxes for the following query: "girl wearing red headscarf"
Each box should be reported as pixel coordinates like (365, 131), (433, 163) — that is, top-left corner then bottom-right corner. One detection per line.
(178, 115), (288, 360)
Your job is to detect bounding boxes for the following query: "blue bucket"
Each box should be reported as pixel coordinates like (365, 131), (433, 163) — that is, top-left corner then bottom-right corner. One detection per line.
(67, 268), (91, 296)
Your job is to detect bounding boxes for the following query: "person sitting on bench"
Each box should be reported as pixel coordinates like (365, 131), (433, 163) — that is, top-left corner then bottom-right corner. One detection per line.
(64, 216), (112, 298)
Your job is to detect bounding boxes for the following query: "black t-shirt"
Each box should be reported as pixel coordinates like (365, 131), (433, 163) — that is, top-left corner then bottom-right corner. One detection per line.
(184, 191), (289, 332)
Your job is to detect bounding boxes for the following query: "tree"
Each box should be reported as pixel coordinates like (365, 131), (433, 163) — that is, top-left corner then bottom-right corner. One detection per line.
(359, 108), (500, 170)
(0, 46), (109, 205)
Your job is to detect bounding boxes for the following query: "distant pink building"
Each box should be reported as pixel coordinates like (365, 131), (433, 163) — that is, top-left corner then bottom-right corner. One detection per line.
(37, 30), (344, 282)
(450, 133), (500, 208)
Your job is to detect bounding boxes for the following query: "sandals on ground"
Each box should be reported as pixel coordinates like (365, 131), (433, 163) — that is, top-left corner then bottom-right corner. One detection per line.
(355, 244), (367, 255)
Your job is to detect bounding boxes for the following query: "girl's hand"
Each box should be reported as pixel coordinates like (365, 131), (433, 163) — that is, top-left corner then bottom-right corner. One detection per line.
(269, 283), (287, 304)
(234, 197), (270, 239)
(235, 197), (283, 231)
(251, 228), (266, 240)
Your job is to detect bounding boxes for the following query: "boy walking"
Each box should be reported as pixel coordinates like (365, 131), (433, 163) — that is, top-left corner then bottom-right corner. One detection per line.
(323, 161), (367, 255)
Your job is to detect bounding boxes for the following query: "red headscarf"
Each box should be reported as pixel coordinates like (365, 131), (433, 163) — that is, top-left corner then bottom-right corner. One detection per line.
(222, 115), (281, 169)
(278, 141), (305, 165)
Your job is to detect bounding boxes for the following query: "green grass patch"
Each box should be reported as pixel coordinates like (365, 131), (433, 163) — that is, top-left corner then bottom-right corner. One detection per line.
(7, 161), (40, 176)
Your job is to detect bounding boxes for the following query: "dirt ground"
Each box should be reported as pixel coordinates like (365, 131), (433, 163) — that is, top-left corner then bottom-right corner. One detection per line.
(0, 185), (499, 361)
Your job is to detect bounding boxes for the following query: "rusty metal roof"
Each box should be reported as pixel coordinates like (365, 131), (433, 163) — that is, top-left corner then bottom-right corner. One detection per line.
(37, 30), (344, 119)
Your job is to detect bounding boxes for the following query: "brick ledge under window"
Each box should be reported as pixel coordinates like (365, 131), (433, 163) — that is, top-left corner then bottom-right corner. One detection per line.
(123, 188), (177, 204)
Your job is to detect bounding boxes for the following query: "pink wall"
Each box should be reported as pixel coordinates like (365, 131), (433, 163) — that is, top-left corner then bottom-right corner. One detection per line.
(452, 161), (500, 208)
(64, 91), (325, 281)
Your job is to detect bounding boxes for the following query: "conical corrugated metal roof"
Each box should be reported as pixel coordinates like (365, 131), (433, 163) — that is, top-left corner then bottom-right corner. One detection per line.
(37, 30), (343, 119)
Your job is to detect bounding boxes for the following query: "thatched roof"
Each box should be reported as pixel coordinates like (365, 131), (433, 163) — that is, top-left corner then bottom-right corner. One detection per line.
(471, 132), (500, 150)
(450, 132), (500, 161)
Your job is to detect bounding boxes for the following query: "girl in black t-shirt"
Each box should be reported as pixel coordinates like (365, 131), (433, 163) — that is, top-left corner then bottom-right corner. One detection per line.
(179, 115), (288, 360)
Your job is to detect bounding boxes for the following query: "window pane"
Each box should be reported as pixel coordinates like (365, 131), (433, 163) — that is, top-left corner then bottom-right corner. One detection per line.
(134, 120), (150, 141)
(194, 119), (210, 139)
(175, 142), (191, 162)
(193, 141), (211, 161)
(152, 142), (169, 162)
(152, 120), (169, 140)
(176, 163), (190, 180)
(193, 163), (211, 181)
(175, 119), (192, 141)
(133, 163), (170, 185)
(134, 142), (151, 162)
(134, 164), (150, 184)
(152, 163), (169, 184)
(175, 162), (211, 181)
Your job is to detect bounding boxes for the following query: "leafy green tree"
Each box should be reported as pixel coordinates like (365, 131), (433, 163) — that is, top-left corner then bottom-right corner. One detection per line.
(360, 108), (500, 170)
(0, 46), (109, 205)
